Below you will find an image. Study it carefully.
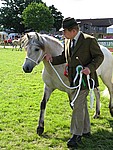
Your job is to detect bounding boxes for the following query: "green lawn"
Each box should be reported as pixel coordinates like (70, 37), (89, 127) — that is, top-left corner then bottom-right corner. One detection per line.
(0, 48), (113, 150)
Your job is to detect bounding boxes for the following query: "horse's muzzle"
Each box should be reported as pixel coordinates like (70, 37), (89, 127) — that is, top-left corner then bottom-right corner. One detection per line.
(23, 64), (33, 73)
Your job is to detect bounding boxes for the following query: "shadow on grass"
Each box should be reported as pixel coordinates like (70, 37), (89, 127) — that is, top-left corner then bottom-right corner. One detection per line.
(37, 118), (113, 149)
(108, 118), (113, 131)
(80, 129), (113, 150)
(41, 128), (113, 150)
(41, 133), (69, 142)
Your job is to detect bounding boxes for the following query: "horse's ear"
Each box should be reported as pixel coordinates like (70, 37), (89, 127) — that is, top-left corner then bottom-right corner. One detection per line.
(35, 32), (45, 50)
(27, 34), (30, 39)
(35, 32), (40, 40)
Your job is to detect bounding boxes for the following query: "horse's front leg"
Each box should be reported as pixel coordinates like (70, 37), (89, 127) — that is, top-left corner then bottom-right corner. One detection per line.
(93, 87), (100, 118)
(37, 85), (54, 135)
(12, 43), (14, 51)
(19, 45), (22, 51)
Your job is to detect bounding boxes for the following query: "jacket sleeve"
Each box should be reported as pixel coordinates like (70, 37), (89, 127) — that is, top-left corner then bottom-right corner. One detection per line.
(87, 38), (104, 73)
(51, 50), (66, 65)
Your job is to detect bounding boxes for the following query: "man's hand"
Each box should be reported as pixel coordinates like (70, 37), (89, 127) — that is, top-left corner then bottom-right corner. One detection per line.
(82, 67), (90, 75)
(44, 54), (53, 62)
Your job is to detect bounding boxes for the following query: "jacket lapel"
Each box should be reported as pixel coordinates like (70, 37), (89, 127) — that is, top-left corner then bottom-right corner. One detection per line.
(71, 32), (84, 56)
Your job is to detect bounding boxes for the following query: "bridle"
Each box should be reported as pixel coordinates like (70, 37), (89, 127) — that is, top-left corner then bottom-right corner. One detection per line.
(24, 36), (95, 109)
(26, 56), (39, 65)
(25, 41), (46, 65)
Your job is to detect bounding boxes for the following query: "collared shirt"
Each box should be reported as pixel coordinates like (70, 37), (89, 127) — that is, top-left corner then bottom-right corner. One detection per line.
(71, 31), (81, 47)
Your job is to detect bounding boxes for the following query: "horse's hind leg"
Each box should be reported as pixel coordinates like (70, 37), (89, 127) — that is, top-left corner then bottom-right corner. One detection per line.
(107, 84), (113, 117)
(100, 74), (113, 117)
(37, 85), (54, 135)
(93, 87), (100, 118)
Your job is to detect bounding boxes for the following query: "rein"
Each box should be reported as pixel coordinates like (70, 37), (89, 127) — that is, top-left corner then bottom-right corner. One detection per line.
(26, 54), (95, 108)
(49, 61), (95, 108)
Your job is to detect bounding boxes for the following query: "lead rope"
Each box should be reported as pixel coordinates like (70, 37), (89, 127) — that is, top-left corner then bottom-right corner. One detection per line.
(87, 75), (95, 109)
(25, 55), (95, 108)
(49, 61), (95, 108)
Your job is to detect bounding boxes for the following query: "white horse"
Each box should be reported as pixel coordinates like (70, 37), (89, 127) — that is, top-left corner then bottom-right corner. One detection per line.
(22, 32), (113, 135)
(12, 38), (22, 51)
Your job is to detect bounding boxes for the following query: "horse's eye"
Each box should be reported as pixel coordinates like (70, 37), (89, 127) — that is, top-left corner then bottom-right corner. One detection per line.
(35, 48), (39, 51)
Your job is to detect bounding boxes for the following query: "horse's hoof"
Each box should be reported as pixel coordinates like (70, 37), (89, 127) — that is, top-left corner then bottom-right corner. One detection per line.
(93, 114), (100, 119)
(37, 126), (44, 136)
(110, 107), (113, 117)
(93, 112), (100, 119)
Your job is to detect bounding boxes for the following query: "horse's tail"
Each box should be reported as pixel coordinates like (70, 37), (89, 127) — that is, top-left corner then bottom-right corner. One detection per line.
(111, 53), (113, 83)
(102, 87), (110, 98)
(106, 49), (113, 84)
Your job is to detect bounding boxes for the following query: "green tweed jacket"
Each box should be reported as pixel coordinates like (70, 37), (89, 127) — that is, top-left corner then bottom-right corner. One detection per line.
(52, 31), (104, 90)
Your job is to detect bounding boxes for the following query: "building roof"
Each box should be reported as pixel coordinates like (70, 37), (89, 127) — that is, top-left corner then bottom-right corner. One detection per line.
(77, 18), (113, 27)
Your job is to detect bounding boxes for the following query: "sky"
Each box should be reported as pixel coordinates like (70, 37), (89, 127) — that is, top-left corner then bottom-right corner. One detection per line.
(0, 0), (113, 19)
(42, 0), (113, 19)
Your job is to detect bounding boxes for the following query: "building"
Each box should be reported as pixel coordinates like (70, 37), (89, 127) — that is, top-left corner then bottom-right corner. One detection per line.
(77, 18), (113, 38)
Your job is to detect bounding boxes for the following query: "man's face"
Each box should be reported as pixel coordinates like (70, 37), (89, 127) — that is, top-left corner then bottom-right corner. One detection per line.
(63, 29), (77, 39)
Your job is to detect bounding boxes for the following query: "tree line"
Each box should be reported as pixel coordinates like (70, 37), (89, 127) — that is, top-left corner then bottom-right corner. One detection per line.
(0, 0), (64, 33)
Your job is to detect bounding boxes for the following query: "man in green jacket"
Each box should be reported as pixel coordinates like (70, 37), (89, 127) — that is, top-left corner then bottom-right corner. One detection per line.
(44, 17), (104, 148)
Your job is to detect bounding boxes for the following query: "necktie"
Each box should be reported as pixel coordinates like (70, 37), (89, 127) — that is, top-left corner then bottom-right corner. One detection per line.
(70, 39), (75, 56)
(72, 39), (75, 49)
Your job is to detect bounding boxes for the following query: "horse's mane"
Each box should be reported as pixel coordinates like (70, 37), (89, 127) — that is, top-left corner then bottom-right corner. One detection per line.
(21, 32), (64, 54)
(41, 34), (63, 48)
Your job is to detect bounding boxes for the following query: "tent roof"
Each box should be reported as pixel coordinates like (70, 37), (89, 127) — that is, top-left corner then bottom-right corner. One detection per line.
(77, 18), (113, 27)
(0, 31), (8, 35)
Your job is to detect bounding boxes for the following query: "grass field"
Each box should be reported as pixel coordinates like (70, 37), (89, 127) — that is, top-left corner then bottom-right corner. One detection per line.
(0, 48), (113, 150)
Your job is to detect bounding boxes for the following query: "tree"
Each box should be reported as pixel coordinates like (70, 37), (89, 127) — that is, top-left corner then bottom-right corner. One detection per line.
(49, 5), (64, 31)
(22, 3), (54, 32)
(0, 0), (42, 33)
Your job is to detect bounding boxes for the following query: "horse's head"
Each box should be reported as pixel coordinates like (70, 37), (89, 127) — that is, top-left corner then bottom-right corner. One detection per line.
(22, 32), (45, 73)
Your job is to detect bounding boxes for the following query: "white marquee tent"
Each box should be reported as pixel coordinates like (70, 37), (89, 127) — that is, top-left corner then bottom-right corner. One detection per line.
(0, 31), (8, 40)
(107, 25), (113, 33)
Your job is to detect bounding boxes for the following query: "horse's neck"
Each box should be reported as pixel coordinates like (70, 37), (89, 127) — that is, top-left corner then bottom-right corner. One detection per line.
(42, 41), (64, 75)
(41, 35), (64, 73)
(43, 36), (63, 56)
